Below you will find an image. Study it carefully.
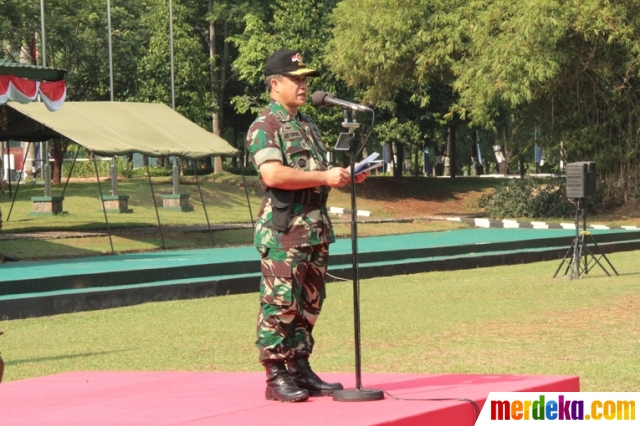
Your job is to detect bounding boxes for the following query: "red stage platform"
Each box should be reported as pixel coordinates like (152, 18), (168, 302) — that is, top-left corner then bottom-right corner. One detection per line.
(0, 371), (579, 425)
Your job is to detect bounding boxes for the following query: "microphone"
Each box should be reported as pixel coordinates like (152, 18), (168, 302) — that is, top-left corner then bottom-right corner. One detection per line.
(312, 91), (372, 112)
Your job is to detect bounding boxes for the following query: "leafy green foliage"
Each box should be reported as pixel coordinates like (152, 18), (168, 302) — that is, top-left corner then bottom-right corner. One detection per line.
(61, 157), (173, 179)
(480, 177), (624, 219)
(132, 0), (213, 129)
(223, 164), (257, 176)
(229, 0), (355, 149)
(4, 0), (640, 197)
(480, 178), (573, 218)
(63, 157), (120, 179)
(327, 0), (433, 104)
(328, 0), (640, 192)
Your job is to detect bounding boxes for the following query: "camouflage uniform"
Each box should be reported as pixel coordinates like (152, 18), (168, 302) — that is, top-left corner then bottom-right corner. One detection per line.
(246, 100), (335, 362)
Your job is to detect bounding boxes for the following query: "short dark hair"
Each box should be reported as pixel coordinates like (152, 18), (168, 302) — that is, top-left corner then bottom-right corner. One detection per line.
(265, 74), (282, 91)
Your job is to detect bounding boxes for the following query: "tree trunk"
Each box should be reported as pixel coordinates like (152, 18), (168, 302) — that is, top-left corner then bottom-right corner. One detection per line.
(470, 133), (483, 175)
(518, 152), (525, 177)
(51, 139), (69, 184)
(403, 144), (411, 175)
(393, 142), (403, 178)
(209, 1), (224, 174)
(444, 123), (456, 178)
(433, 143), (443, 176)
(361, 146), (369, 162)
(382, 143), (393, 173)
(502, 128), (513, 175)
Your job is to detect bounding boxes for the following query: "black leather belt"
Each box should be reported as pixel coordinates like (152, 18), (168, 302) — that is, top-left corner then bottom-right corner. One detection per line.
(293, 190), (327, 207)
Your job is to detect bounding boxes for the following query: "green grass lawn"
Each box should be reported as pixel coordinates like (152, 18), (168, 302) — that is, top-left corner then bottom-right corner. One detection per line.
(1, 173), (495, 233)
(1, 251), (638, 391)
(0, 174), (476, 259)
(2, 174), (638, 391)
(0, 174), (265, 232)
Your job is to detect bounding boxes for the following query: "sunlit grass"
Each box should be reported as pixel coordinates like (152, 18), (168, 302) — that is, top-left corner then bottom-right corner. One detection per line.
(1, 251), (638, 391)
(0, 174), (471, 259)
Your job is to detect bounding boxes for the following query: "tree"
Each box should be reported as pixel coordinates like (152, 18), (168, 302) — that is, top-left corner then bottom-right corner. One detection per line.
(135, 0), (212, 129)
(327, 0), (469, 177)
(206, 1), (258, 173)
(374, 118), (421, 176)
(3, 0), (254, 182)
(0, 0), (34, 60)
(328, 0), (640, 193)
(231, 0), (355, 155)
(451, 0), (640, 194)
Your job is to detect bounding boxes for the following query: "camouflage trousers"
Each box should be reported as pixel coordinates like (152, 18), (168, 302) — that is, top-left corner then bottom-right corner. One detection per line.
(256, 244), (329, 362)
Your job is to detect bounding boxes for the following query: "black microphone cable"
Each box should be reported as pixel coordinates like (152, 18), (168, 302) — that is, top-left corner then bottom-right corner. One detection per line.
(382, 391), (481, 422)
(355, 108), (376, 159)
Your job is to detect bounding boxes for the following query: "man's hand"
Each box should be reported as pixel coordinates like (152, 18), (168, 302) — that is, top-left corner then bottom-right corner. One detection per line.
(347, 165), (370, 184)
(324, 167), (351, 187)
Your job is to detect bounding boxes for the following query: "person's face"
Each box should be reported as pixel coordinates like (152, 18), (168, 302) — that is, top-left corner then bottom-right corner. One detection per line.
(272, 75), (308, 113)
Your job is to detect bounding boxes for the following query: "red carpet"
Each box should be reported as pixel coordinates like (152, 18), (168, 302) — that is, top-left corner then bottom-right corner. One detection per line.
(0, 371), (579, 425)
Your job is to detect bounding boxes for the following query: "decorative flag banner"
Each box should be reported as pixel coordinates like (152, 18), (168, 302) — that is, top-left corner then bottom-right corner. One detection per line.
(0, 75), (66, 111)
(476, 392), (638, 424)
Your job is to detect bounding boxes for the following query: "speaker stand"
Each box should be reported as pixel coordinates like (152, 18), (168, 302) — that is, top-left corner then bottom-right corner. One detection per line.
(553, 199), (618, 280)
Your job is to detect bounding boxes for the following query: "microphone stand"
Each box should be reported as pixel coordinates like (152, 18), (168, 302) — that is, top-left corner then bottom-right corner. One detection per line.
(333, 109), (384, 402)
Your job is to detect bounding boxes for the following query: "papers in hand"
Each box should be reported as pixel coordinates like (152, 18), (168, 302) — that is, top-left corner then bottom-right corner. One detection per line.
(354, 152), (383, 175)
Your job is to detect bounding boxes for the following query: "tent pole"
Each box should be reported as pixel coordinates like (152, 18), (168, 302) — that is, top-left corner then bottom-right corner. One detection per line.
(60, 144), (81, 199)
(6, 141), (12, 197)
(1, 141), (9, 197)
(43, 141), (51, 197)
(146, 164), (166, 249)
(94, 157), (115, 254)
(192, 162), (215, 246)
(5, 142), (31, 223)
(238, 152), (254, 229)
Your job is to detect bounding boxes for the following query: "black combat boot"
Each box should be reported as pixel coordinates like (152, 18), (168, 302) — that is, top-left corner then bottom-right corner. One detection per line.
(263, 360), (310, 402)
(287, 357), (343, 396)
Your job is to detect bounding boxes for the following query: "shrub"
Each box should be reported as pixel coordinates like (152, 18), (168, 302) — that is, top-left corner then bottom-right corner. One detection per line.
(128, 165), (173, 178)
(480, 177), (622, 219)
(223, 164), (258, 176)
(62, 157), (135, 178)
(61, 157), (179, 179)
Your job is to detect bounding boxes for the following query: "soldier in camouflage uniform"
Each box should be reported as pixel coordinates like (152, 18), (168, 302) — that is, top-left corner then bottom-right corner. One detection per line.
(246, 49), (367, 402)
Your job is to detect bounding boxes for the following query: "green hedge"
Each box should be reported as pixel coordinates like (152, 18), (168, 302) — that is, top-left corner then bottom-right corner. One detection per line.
(479, 177), (623, 219)
(62, 158), (173, 178)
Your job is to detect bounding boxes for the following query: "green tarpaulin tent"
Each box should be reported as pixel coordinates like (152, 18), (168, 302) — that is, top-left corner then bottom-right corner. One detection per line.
(0, 101), (245, 255)
(3, 102), (238, 158)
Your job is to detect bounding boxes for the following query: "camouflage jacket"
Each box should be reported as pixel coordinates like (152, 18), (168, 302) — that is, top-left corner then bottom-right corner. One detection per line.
(246, 101), (335, 249)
